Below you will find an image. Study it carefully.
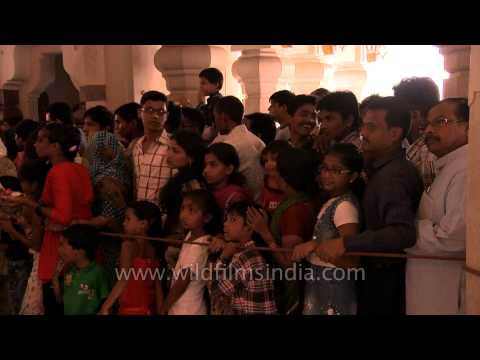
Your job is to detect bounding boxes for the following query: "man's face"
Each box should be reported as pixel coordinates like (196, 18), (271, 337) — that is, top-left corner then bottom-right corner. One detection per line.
(115, 114), (135, 140)
(139, 100), (167, 135)
(214, 109), (229, 135)
(268, 101), (288, 124)
(199, 77), (218, 97)
(290, 103), (316, 138)
(318, 110), (351, 142)
(424, 102), (468, 158)
(360, 109), (400, 156)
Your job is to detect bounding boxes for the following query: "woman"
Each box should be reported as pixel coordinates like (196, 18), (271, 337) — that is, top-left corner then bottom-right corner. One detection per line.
(7, 123), (94, 314)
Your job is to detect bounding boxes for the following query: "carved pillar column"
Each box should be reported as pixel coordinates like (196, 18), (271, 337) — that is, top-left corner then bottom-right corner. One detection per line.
(439, 45), (471, 98)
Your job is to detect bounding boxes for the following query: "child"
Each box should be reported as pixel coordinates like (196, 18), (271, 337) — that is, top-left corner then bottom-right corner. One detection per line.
(56, 224), (110, 315)
(257, 140), (291, 216)
(292, 143), (363, 315)
(99, 201), (164, 315)
(204, 142), (251, 217)
(197, 67), (223, 143)
(208, 201), (277, 315)
(160, 189), (222, 315)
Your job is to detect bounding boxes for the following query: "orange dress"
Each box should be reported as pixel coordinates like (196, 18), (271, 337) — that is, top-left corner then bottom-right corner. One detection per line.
(118, 257), (160, 315)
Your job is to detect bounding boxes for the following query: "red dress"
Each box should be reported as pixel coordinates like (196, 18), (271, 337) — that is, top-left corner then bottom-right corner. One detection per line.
(118, 257), (160, 315)
(258, 179), (287, 216)
(38, 162), (94, 283)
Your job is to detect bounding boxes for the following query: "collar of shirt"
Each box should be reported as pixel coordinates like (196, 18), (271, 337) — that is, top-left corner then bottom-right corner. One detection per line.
(207, 92), (222, 104)
(370, 147), (406, 172)
(138, 129), (171, 148)
(434, 144), (468, 173)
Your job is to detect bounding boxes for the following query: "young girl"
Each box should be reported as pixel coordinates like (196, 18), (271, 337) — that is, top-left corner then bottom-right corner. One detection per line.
(292, 143), (364, 315)
(99, 201), (164, 315)
(160, 189), (222, 315)
(204, 142), (251, 217)
(257, 140), (291, 216)
(247, 147), (317, 315)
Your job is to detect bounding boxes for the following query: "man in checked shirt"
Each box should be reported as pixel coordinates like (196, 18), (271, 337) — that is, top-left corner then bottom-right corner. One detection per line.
(131, 91), (176, 203)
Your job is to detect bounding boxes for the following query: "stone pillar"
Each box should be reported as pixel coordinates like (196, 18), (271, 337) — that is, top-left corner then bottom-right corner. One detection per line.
(333, 62), (367, 100)
(465, 45), (480, 314)
(62, 45), (107, 109)
(439, 45), (471, 98)
(289, 54), (326, 95)
(154, 45), (228, 105)
(104, 45), (134, 111)
(232, 47), (282, 113)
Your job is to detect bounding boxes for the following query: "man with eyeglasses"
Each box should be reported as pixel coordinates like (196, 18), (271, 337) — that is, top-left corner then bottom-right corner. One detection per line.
(405, 98), (469, 315)
(131, 91), (175, 203)
(314, 96), (423, 315)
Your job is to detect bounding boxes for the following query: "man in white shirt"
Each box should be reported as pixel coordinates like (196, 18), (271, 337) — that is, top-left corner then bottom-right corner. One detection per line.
(212, 96), (265, 199)
(406, 98), (469, 315)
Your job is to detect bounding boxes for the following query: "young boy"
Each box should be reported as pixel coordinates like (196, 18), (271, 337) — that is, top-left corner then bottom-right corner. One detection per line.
(209, 202), (277, 315)
(55, 224), (110, 315)
(197, 67), (223, 143)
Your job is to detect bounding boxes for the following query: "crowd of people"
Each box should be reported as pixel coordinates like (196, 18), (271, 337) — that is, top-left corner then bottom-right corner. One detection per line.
(0, 66), (469, 315)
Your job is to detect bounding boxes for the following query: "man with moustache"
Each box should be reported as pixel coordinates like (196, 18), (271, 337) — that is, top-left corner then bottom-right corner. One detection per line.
(314, 96), (423, 315)
(405, 98), (469, 315)
(286, 95), (317, 151)
(131, 91), (175, 203)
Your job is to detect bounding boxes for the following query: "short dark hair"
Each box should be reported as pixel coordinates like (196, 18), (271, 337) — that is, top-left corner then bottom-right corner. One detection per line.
(276, 148), (316, 193)
(199, 68), (224, 90)
(62, 224), (99, 261)
(319, 91), (360, 130)
(114, 102), (141, 123)
(366, 96), (411, 139)
(260, 140), (292, 167)
(393, 77), (440, 117)
(84, 105), (114, 132)
(206, 142), (245, 186)
(165, 101), (181, 134)
(183, 189), (223, 235)
(310, 88), (330, 100)
(437, 97), (470, 122)
(226, 201), (263, 223)
(15, 119), (39, 142)
(359, 94), (383, 117)
(287, 95), (317, 117)
(47, 102), (72, 125)
(140, 91), (168, 106)
(244, 112), (276, 145)
(214, 96), (244, 124)
(128, 201), (163, 238)
(269, 90), (296, 107)
(181, 107), (206, 134)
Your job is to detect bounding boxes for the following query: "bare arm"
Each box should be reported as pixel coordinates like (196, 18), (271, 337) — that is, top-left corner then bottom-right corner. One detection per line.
(160, 268), (192, 315)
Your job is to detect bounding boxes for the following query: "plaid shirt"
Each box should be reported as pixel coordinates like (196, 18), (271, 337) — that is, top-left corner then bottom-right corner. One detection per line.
(211, 241), (277, 315)
(132, 130), (176, 203)
(339, 130), (362, 150)
(407, 135), (437, 189)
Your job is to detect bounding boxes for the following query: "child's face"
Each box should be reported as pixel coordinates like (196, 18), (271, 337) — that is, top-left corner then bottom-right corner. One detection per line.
(166, 139), (190, 169)
(20, 180), (39, 198)
(318, 110), (350, 142)
(262, 152), (279, 178)
(58, 236), (79, 264)
(318, 154), (354, 195)
(203, 153), (233, 187)
(123, 208), (147, 236)
(199, 77), (218, 96)
(223, 212), (249, 242)
(179, 197), (209, 232)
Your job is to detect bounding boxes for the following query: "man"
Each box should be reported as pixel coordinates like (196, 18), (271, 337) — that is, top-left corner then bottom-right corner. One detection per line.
(268, 90), (295, 141)
(212, 96), (265, 199)
(72, 103), (86, 128)
(393, 77), (440, 188)
(406, 98), (469, 315)
(286, 95), (317, 150)
(114, 102), (143, 148)
(197, 67), (224, 143)
(315, 91), (362, 154)
(315, 96), (423, 315)
(131, 91), (175, 203)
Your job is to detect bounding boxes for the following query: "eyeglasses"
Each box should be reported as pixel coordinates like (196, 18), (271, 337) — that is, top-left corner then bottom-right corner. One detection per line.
(318, 165), (351, 176)
(140, 107), (168, 116)
(426, 116), (466, 129)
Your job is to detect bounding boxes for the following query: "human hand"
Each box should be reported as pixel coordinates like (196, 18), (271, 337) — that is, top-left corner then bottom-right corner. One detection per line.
(246, 207), (269, 236)
(209, 237), (226, 254)
(221, 241), (239, 259)
(315, 238), (346, 263)
(291, 241), (316, 262)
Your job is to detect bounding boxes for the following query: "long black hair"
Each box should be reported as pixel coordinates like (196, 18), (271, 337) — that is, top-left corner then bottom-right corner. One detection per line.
(128, 201), (163, 238)
(159, 130), (207, 234)
(325, 143), (365, 201)
(276, 147), (318, 197)
(205, 142), (246, 187)
(42, 123), (81, 162)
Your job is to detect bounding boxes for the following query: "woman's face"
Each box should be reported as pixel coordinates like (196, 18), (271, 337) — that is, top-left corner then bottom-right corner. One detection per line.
(83, 116), (101, 141)
(166, 139), (190, 169)
(203, 153), (232, 187)
(34, 129), (53, 160)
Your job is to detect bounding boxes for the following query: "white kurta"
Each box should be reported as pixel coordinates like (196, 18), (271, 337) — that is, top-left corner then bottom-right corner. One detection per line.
(406, 145), (467, 315)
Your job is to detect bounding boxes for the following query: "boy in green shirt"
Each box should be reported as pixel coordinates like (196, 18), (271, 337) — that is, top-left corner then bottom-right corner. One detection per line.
(54, 224), (110, 315)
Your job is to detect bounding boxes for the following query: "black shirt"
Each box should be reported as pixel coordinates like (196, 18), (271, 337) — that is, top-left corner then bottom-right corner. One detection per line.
(344, 148), (423, 254)
(197, 91), (222, 127)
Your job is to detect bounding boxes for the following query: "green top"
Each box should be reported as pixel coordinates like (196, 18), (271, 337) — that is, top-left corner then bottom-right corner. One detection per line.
(63, 261), (110, 315)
